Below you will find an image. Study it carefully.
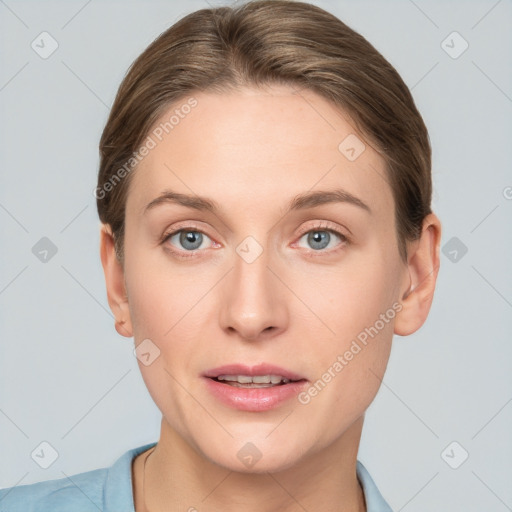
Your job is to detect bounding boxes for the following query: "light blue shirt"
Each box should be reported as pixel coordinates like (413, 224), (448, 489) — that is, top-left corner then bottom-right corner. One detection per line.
(0, 442), (393, 511)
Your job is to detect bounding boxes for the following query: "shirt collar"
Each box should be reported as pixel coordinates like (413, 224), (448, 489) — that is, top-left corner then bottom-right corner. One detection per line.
(356, 460), (393, 511)
(104, 441), (157, 511)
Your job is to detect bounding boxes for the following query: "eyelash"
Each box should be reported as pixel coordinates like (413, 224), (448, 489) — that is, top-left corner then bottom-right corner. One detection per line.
(294, 221), (349, 258)
(160, 221), (350, 259)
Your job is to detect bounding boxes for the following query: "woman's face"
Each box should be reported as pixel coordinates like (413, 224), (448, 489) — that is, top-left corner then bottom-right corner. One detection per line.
(121, 84), (409, 472)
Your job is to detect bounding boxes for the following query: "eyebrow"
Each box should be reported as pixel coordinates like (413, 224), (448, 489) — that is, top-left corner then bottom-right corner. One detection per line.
(143, 188), (371, 215)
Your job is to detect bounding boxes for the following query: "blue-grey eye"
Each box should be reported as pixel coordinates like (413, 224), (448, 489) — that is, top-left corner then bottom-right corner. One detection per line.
(299, 230), (343, 251)
(170, 230), (207, 251)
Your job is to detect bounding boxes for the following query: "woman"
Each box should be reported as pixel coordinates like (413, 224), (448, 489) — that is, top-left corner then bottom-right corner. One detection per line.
(0, 1), (441, 510)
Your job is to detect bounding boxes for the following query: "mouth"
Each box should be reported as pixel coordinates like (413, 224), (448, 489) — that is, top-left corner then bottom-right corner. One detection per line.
(210, 374), (302, 388)
(202, 364), (308, 411)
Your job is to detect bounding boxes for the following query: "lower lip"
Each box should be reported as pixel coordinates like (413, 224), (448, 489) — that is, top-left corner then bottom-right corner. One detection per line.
(204, 377), (308, 412)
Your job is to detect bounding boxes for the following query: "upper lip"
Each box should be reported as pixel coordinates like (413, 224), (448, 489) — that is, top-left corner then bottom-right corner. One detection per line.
(203, 363), (306, 381)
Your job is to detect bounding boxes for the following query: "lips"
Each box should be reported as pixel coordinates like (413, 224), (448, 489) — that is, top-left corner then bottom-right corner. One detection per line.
(202, 363), (308, 412)
(203, 363), (306, 382)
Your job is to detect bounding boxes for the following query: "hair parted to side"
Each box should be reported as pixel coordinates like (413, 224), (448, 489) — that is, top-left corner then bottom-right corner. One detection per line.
(97, 0), (432, 265)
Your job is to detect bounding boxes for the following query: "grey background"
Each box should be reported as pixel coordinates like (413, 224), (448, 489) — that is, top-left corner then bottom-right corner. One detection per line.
(1, 0), (511, 510)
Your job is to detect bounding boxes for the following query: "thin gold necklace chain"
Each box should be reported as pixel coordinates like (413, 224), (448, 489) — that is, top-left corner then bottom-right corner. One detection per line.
(142, 446), (156, 512)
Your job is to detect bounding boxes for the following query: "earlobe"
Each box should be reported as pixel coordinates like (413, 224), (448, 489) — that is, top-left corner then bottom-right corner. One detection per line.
(99, 224), (133, 338)
(394, 213), (442, 336)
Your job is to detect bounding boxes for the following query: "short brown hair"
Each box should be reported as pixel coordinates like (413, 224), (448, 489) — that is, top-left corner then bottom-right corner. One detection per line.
(96, 0), (432, 264)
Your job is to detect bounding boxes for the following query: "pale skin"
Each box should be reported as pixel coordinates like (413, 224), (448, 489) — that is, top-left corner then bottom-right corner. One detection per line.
(100, 84), (441, 511)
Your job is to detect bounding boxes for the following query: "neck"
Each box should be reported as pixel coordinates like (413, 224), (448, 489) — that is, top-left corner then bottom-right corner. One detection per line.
(138, 416), (366, 512)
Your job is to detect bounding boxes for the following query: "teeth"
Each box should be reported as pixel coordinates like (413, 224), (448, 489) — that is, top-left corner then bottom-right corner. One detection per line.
(216, 375), (239, 382)
(216, 374), (292, 385)
(253, 375), (270, 384)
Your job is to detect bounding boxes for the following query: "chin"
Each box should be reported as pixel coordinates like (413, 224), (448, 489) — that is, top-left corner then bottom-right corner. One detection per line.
(220, 451), (302, 475)
(198, 434), (310, 475)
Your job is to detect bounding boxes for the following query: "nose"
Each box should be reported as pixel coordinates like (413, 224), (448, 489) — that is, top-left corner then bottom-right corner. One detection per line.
(219, 241), (288, 342)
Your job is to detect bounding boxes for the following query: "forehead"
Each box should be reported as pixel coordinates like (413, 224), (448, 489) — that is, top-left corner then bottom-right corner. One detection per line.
(126, 85), (394, 219)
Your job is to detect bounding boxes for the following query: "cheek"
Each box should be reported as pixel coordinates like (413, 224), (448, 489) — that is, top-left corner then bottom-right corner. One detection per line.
(126, 268), (195, 414)
(292, 255), (398, 400)
(124, 244), (193, 338)
(294, 254), (400, 338)
(126, 274), (169, 339)
(124, 248), (215, 384)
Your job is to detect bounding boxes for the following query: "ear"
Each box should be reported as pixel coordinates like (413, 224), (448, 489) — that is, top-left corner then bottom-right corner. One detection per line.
(99, 224), (133, 338)
(394, 213), (442, 336)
